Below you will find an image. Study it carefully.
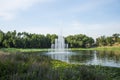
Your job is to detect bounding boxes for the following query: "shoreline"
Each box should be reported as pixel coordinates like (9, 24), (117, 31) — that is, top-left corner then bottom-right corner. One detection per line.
(0, 46), (120, 53)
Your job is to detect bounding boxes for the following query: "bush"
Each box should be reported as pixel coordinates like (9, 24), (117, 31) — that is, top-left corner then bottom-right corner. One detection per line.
(0, 53), (120, 80)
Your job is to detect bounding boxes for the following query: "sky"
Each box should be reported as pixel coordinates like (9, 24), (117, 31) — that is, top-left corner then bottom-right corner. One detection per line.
(0, 0), (120, 39)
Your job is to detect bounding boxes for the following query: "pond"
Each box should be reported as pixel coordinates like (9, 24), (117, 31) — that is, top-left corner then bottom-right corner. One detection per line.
(43, 50), (120, 67)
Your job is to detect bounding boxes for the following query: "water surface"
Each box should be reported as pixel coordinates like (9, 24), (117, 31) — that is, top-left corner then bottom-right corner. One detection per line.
(45, 50), (120, 67)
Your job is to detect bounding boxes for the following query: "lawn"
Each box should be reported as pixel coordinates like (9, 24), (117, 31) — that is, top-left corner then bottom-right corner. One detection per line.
(71, 46), (120, 51)
(1, 46), (120, 53)
(0, 48), (48, 53)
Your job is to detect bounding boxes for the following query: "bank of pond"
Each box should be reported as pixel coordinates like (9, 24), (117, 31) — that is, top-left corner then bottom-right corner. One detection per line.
(0, 51), (120, 80)
(1, 46), (120, 53)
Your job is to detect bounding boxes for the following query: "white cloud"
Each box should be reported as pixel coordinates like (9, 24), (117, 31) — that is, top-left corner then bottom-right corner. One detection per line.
(0, 0), (51, 20)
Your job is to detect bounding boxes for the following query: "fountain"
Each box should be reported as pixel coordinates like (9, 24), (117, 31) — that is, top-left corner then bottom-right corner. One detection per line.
(50, 35), (68, 53)
(47, 35), (71, 62)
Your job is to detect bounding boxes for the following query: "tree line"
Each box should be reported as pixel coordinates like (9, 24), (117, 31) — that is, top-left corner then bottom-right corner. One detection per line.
(96, 33), (120, 46)
(0, 30), (120, 48)
(0, 30), (57, 48)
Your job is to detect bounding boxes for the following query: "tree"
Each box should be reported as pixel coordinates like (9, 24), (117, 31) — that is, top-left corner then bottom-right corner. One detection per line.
(112, 33), (120, 42)
(106, 37), (113, 46)
(96, 36), (107, 46)
(50, 34), (58, 44)
(0, 30), (4, 47)
(66, 34), (94, 48)
(0, 30), (119, 48)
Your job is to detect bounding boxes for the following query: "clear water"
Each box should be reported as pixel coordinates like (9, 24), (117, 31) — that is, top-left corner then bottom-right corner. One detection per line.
(45, 50), (120, 67)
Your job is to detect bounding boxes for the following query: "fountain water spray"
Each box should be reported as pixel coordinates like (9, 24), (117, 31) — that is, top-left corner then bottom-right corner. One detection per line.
(51, 35), (68, 53)
(47, 34), (71, 62)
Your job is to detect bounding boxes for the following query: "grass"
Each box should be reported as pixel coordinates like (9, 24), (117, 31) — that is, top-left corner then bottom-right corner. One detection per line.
(0, 46), (120, 54)
(0, 45), (120, 53)
(0, 48), (48, 53)
(0, 52), (120, 80)
(71, 46), (120, 51)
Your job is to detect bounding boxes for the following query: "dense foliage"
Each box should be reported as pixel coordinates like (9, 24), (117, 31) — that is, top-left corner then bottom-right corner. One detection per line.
(0, 30), (120, 48)
(96, 33), (120, 46)
(66, 34), (94, 48)
(0, 53), (120, 80)
(0, 30), (94, 48)
(0, 30), (57, 48)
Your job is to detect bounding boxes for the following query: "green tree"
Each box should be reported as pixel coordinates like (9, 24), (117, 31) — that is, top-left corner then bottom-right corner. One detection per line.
(0, 30), (4, 47)
(96, 36), (107, 46)
(66, 34), (94, 48)
(112, 33), (120, 42)
(106, 37), (113, 46)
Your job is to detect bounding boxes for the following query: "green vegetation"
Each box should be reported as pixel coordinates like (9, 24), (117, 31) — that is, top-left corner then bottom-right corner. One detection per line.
(1, 30), (119, 48)
(0, 30), (57, 48)
(0, 46), (120, 56)
(0, 30), (93, 48)
(71, 46), (120, 51)
(0, 45), (120, 54)
(0, 48), (48, 53)
(66, 34), (94, 48)
(93, 46), (120, 51)
(96, 33), (120, 47)
(0, 52), (120, 80)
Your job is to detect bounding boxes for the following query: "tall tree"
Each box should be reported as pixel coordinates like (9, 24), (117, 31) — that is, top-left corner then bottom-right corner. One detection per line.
(0, 30), (4, 47)
(112, 33), (120, 42)
(66, 34), (94, 48)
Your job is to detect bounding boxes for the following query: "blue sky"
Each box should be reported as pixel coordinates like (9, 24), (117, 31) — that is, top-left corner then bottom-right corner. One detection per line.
(0, 0), (120, 38)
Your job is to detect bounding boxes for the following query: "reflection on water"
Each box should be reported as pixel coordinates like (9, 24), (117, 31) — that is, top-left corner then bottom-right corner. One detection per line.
(50, 53), (69, 62)
(45, 50), (120, 67)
